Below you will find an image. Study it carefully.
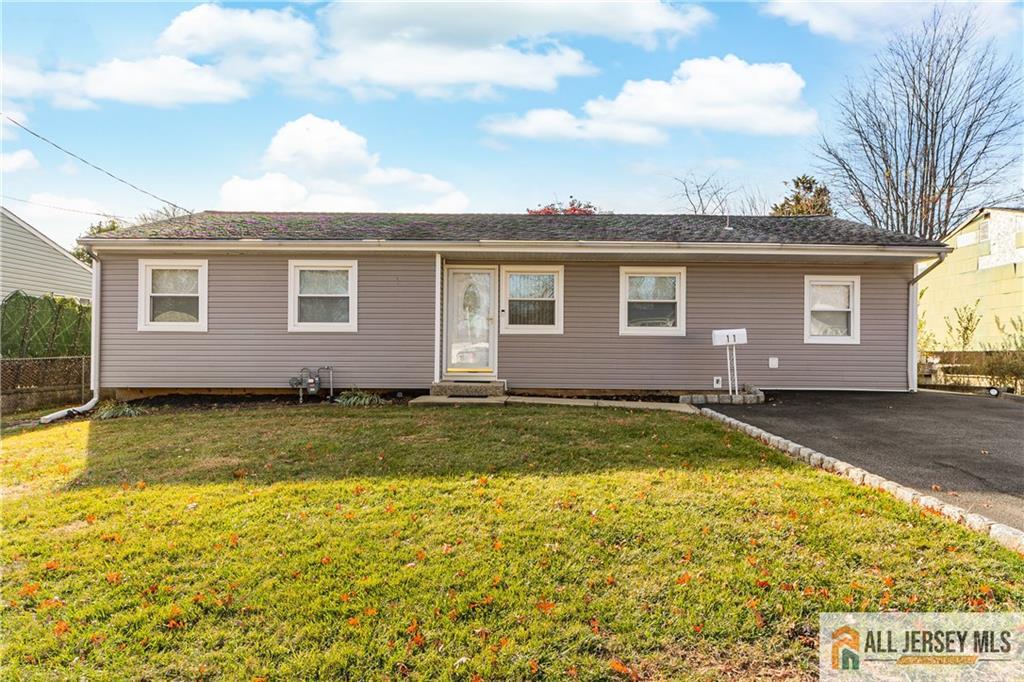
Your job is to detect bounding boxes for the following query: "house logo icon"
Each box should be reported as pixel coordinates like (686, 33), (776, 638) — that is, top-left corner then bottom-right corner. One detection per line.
(831, 625), (860, 670)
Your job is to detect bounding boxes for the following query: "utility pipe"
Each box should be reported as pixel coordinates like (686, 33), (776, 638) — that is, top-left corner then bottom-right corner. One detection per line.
(906, 251), (947, 392)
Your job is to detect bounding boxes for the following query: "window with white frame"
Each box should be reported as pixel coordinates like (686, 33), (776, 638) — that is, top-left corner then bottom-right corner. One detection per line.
(500, 265), (563, 334)
(137, 259), (207, 332)
(804, 275), (860, 344)
(288, 260), (357, 332)
(619, 267), (686, 335)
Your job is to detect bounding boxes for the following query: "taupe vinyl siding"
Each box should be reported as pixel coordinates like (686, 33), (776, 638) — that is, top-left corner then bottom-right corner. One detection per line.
(99, 253), (434, 388)
(492, 262), (911, 391)
(99, 252), (911, 392)
(1, 210), (92, 300)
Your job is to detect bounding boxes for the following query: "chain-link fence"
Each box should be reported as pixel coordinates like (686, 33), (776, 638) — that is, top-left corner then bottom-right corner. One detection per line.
(1, 355), (89, 413)
(1, 290), (91, 359)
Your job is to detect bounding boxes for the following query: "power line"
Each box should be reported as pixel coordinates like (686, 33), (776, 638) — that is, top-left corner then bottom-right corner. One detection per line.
(2, 194), (129, 221)
(3, 115), (191, 214)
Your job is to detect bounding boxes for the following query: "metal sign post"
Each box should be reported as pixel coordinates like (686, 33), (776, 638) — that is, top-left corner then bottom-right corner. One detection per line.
(712, 328), (748, 396)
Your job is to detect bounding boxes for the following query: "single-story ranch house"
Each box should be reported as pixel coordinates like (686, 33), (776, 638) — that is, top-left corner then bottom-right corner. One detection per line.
(76, 211), (948, 401)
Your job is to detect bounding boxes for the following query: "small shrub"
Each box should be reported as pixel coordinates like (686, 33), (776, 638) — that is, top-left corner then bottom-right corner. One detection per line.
(994, 315), (1024, 351)
(981, 351), (1024, 392)
(94, 400), (146, 420)
(944, 300), (982, 351)
(333, 389), (389, 407)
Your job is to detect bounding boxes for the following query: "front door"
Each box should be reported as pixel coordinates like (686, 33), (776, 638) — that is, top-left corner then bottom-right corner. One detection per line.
(445, 267), (497, 378)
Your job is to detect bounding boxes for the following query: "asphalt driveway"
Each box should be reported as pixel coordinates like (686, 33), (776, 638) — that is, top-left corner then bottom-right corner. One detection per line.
(714, 390), (1024, 530)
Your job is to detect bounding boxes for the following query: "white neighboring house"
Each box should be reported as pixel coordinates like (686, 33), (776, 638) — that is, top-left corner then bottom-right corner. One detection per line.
(1, 206), (92, 301)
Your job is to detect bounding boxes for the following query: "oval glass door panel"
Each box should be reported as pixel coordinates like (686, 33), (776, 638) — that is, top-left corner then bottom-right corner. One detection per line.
(447, 270), (494, 373)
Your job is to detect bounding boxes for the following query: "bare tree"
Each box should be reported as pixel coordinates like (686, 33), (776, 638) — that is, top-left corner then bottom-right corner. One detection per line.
(135, 205), (189, 224)
(671, 173), (780, 215)
(819, 8), (1022, 240)
(671, 173), (736, 214)
(736, 187), (771, 216)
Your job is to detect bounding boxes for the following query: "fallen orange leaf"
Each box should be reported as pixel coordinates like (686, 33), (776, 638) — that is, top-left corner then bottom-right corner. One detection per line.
(609, 658), (638, 680)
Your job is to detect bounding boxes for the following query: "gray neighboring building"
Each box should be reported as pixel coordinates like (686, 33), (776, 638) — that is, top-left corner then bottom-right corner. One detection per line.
(80, 212), (949, 396)
(1, 206), (92, 301)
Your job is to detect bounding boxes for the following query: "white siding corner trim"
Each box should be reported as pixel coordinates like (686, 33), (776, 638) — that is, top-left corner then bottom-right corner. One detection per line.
(287, 259), (358, 332)
(499, 264), (564, 335)
(137, 259), (208, 332)
(618, 266), (686, 336)
(803, 274), (861, 345)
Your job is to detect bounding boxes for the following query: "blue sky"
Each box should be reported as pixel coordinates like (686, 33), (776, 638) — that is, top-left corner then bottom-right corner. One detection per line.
(2, 1), (1021, 246)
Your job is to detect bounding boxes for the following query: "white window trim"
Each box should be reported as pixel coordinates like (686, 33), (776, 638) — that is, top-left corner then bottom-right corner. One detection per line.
(137, 259), (208, 332)
(618, 266), (686, 336)
(499, 264), (563, 335)
(288, 259), (358, 332)
(804, 274), (860, 345)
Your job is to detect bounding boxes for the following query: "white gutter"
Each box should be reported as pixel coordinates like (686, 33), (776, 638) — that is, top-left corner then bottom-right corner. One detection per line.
(40, 256), (101, 423)
(83, 238), (950, 260)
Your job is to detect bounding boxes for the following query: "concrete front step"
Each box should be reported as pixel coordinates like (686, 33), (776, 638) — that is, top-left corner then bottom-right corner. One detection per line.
(410, 395), (699, 414)
(430, 380), (506, 397)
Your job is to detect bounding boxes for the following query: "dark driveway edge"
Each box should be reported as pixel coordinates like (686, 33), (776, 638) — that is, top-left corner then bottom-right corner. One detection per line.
(700, 407), (1024, 556)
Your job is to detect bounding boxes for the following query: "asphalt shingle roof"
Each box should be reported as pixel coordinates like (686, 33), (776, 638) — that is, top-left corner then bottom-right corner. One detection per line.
(88, 211), (946, 247)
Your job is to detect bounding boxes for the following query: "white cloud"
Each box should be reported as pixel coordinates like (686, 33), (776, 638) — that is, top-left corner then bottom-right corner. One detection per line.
(313, 43), (594, 98)
(321, 2), (712, 50)
(362, 166), (455, 195)
(58, 160), (80, 176)
(483, 108), (664, 144)
(219, 114), (469, 213)
(409, 190), (472, 213)
(159, 4), (315, 56)
(219, 172), (310, 211)
(312, 1), (712, 98)
(2, 59), (91, 109)
(263, 114), (375, 173)
(484, 55), (818, 143)
(11, 193), (113, 248)
(3, 56), (247, 109)
(0, 149), (40, 173)
(762, 1), (1020, 42)
(82, 56), (248, 107)
(5, 2), (715, 108)
(157, 4), (317, 80)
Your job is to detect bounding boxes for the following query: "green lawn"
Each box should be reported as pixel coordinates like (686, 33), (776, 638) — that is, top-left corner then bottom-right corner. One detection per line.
(3, 404), (1022, 680)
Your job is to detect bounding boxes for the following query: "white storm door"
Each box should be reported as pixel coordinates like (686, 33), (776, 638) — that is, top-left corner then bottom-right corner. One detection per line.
(445, 267), (497, 377)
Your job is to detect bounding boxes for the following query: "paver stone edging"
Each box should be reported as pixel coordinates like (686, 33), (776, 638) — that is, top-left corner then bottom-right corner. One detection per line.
(700, 407), (1024, 556)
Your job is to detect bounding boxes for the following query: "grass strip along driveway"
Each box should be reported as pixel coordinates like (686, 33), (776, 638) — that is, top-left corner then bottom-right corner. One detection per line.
(3, 404), (1023, 679)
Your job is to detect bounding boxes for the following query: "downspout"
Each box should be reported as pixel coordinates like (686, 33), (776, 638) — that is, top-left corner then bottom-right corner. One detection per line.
(40, 254), (101, 423)
(906, 252), (947, 393)
(433, 253), (441, 385)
